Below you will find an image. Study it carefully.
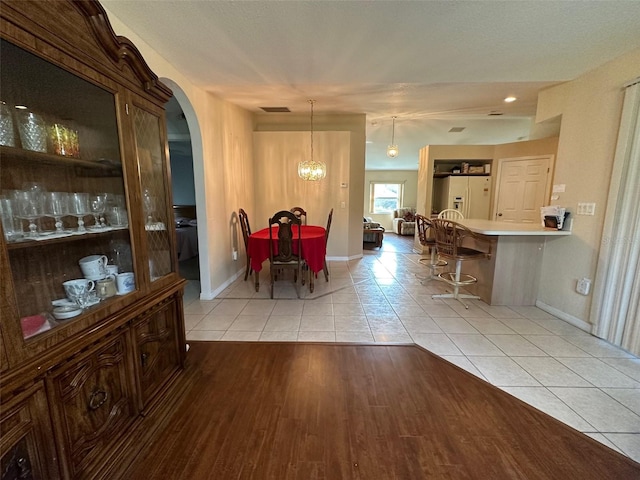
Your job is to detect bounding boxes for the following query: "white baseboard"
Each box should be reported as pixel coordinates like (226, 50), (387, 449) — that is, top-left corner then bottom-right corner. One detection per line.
(535, 301), (592, 333)
(200, 269), (244, 300)
(326, 254), (363, 261)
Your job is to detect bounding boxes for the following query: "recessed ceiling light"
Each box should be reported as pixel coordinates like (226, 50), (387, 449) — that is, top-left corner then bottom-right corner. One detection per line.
(504, 96), (517, 103)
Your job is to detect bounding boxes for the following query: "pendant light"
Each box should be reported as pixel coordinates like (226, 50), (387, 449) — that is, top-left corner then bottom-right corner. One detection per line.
(386, 116), (399, 158)
(298, 99), (327, 181)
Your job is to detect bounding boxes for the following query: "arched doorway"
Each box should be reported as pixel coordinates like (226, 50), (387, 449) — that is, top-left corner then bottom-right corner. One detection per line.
(160, 78), (209, 299)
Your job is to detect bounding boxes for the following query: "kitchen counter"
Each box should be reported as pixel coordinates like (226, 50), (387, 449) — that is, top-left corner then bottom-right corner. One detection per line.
(458, 219), (572, 236)
(450, 219), (570, 305)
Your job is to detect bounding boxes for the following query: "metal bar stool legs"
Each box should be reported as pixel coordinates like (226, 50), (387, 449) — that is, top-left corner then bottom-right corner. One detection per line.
(432, 258), (480, 308)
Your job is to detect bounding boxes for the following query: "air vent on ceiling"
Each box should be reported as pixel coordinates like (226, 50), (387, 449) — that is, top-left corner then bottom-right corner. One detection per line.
(448, 127), (465, 133)
(488, 111), (504, 116)
(260, 107), (291, 113)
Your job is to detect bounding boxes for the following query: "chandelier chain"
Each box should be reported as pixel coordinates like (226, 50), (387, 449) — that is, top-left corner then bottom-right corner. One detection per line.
(309, 99), (314, 161)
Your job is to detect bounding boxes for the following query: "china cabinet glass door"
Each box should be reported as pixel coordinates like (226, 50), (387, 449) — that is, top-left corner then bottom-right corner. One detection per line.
(132, 106), (174, 282)
(0, 39), (134, 340)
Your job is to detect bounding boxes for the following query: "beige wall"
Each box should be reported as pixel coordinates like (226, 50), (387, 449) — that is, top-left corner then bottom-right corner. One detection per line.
(535, 47), (640, 324)
(254, 114), (366, 259)
(105, 8), (255, 299)
(363, 170), (418, 231)
(253, 131), (351, 259)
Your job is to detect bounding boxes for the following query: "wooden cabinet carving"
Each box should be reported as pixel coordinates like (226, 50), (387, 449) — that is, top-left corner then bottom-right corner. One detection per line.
(46, 332), (136, 479)
(0, 1), (187, 478)
(0, 384), (60, 480)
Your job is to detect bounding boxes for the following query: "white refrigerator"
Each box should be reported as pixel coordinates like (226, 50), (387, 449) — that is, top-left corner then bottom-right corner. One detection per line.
(436, 176), (492, 219)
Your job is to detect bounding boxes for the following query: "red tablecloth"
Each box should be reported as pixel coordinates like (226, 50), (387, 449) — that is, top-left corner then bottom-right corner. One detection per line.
(248, 225), (326, 273)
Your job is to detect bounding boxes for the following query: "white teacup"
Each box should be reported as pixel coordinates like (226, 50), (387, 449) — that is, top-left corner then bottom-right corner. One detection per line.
(79, 254), (108, 280)
(63, 278), (95, 306)
(116, 272), (135, 295)
(105, 264), (118, 276)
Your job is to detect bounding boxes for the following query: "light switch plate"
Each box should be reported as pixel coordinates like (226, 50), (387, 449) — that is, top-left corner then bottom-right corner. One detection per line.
(577, 202), (596, 215)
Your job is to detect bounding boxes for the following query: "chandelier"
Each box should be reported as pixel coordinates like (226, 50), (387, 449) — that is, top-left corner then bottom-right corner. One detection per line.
(298, 99), (327, 181)
(386, 116), (399, 158)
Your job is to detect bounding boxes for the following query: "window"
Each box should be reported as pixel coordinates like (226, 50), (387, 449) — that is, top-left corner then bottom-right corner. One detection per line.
(370, 182), (403, 213)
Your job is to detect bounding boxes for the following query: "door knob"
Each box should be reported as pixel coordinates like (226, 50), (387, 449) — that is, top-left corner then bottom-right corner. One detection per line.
(497, 213), (503, 217)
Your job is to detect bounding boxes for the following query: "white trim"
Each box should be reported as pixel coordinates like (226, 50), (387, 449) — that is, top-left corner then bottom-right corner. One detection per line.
(200, 269), (244, 300)
(326, 255), (361, 261)
(535, 301), (592, 332)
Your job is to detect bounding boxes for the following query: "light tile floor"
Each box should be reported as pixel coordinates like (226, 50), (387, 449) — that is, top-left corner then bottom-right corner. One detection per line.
(182, 248), (640, 463)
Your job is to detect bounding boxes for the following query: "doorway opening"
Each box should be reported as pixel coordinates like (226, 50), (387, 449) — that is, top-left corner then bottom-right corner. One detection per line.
(166, 96), (199, 281)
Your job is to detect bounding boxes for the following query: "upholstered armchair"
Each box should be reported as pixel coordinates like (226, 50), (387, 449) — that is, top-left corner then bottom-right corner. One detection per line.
(392, 207), (416, 235)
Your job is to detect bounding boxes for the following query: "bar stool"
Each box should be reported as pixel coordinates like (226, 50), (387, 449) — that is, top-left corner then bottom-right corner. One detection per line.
(431, 219), (492, 308)
(415, 214), (446, 283)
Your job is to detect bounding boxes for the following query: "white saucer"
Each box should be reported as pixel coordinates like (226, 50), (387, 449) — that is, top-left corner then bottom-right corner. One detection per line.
(52, 298), (77, 307)
(53, 305), (83, 320)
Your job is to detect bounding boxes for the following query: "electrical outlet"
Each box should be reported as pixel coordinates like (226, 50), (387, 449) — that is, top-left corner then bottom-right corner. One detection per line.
(232, 249), (238, 261)
(576, 278), (591, 295)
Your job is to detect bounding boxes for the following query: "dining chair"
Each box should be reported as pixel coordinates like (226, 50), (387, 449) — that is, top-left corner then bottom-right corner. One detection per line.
(437, 208), (464, 220)
(430, 219), (491, 308)
(268, 210), (302, 299)
(322, 208), (333, 281)
(415, 213), (446, 284)
(238, 208), (252, 281)
(290, 206), (307, 225)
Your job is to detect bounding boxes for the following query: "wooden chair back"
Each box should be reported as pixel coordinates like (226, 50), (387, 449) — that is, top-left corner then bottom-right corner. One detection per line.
(416, 214), (435, 247)
(269, 210), (302, 298)
(431, 219), (492, 261)
(290, 206), (307, 225)
(325, 208), (333, 245)
(238, 208), (252, 249)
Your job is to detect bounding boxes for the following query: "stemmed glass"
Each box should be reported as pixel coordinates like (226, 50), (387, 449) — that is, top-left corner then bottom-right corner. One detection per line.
(89, 193), (107, 229)
(68, 192), (90, 232)
(143, 188), (156, 226)
(43, 191), (69, 233)
(14, 185), (45, 237)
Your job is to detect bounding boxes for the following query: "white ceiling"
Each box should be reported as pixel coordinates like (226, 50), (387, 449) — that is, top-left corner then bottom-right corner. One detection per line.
(102, 0), (640, 170)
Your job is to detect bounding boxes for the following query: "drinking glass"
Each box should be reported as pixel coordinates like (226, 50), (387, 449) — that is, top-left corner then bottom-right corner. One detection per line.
(15, 108), (47, 152)
(14, 186), (45, 237)
(0, 196), (21, 241)
(43, 191), (69, 233)
(143, 188), (156, 225)
(89, 193), (107, 229)
(68, 192), (90, 232)
(0, 101), (15, 147)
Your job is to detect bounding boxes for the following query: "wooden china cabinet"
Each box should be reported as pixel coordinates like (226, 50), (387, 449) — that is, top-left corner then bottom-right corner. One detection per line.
(0, 1), (187, 478)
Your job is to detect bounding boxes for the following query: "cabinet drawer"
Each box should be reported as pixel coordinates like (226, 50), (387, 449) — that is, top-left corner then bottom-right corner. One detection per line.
(133, 298), (181, 409)
(46, 332), (136, 479)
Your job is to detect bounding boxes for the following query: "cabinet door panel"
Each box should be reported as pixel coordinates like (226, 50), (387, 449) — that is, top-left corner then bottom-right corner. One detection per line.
(0, 384), (60, 480)
(47, 332), (136, 478)
(134, 298), (180, 408)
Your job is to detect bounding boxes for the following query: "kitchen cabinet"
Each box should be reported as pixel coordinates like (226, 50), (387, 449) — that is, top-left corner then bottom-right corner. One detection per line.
(0, 1), (186, 478)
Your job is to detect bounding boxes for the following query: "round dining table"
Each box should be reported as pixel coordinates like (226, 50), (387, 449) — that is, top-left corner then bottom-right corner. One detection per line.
(247, 225), (326, 293)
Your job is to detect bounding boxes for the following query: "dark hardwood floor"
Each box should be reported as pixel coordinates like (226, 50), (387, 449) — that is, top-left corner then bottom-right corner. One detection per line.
(125, 342), (640, 479)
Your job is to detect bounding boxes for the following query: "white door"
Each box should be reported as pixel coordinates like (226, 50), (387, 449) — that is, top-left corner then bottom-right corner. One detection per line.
(494, 156), (552, 223)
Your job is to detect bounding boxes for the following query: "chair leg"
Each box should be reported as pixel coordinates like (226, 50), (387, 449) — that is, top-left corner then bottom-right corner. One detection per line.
(244, 256), (251, 281)
(323, 259), (329, 282)
(416, 247), (446, 284)
(431, 259), (479, 309)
